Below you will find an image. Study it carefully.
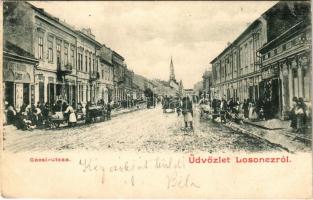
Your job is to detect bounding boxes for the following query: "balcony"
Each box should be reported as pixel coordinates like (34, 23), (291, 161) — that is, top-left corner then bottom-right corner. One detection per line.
(57, 63), (73, 81)
(90, 71), (100, 82)
(58, 63), (73, 75)
(117, 76), (125, 85)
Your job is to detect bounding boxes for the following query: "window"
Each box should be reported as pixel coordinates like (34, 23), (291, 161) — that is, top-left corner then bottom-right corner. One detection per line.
(89, 54), (92, 72)
(85, 54), (88, 72)
(274, 49), (277, 55)
(64, 44), (68, 65)
(70, 48), (74, 66)
(77, 52), (81, 70)
(38, 36), (43, 59)
(282, 44), (286, 51)
(267, 52), (270, 58)
(56, 42), (61, 66)
(48, 39), (53, 63)
(93, 56), (95, 72)
(102, 70), (104, 80)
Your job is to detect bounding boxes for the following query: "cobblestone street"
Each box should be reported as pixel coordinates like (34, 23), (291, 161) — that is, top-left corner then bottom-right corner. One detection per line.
(3, 106), (282, 153)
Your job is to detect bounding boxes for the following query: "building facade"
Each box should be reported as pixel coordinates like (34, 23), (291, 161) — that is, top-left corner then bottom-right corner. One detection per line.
(4, 1), (79, 108)
(3, 41), (39, 111)
(124, 69), (134, 101)
(211, 1), (310, 106)
(99, 45), (114, 103)
(3, 1), (121, 109)
(211, 17), (266, 101)
(76, 29), (102, 104)
(112, 51), (127, 102)
(258, 19), (311, 119)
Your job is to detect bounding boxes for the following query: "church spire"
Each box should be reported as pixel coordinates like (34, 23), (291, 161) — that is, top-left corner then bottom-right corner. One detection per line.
(169, 56), (176, 82)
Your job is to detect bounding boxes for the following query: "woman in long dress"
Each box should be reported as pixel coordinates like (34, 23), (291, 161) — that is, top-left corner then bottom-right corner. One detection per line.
(289, 97), (298, 130)
(182, 96), (193, 130)
(248, 102), (258, 121)
(295, 98), (307, 133)
(64, 104), (77, 127)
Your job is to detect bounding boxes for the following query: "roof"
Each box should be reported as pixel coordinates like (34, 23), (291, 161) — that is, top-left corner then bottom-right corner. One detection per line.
(76, 30), (102, 48)
(4, 40), (38, 63)
(26, 2), (77, 35)
(259, 19), (310, 53)
(112, 51), (125, 61)
(26, 2), (102, 48)
(210, 19), (261, 64)
(210, 1), (295, 64)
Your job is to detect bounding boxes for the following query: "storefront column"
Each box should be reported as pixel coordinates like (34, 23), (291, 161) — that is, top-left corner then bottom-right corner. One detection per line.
(298, 65), (304, 98)
(288, 64), (294, 108)
(280, 63), (289, 119)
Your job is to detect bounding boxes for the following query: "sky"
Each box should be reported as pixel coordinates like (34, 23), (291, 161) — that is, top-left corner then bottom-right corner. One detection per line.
(30, 1), (277, 88)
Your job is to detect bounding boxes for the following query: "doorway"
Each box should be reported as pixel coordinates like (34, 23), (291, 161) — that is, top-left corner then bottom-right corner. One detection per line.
(23, 83), (30, 105)
(5, 82), (14, 106)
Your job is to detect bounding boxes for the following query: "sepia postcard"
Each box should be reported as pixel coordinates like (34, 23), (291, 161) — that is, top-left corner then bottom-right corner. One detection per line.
(1, 0), (312, 198)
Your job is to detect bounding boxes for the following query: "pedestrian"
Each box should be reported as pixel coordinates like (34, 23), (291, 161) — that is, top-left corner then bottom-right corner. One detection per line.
(176, 98), (182, 117)
(295, 98), (306, 133)
(6, 104), (16, 125)
(85, 101), (92, 123)
(243, 99), (249, 119)
(182, 96), (193, 130)
(248, 101), (258, 121)
(107, 101), (112, 120)
(34, 104), (43, 127)
(289, 97), (298, 130)
(64, 103), (77, 127)
(220, 97), (227, 123)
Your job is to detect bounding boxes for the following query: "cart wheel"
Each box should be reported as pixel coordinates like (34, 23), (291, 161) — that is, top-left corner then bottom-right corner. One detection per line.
(56, 122), (60, 128)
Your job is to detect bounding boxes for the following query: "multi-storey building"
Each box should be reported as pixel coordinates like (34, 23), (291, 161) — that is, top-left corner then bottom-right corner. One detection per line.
(211, 17), (266, 101)
(3, 1), (120, 109)
(76, 28), (102, 104)
(124, 69), (134, 100)
(112, 51), (126, 101)
(4, 1), (78, 108)
(211, 1), (310, 105)
(99, 45), (114, 103)
(3, 41), (39, 110)
(258, 19), (311, 119)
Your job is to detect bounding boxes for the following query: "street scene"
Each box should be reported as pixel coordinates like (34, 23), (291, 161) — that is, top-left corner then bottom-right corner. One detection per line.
(2, 1), (312, 153)
(4, 104), (282, 153)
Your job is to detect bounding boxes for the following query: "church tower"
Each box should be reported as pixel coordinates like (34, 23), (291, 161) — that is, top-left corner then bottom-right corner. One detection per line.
(169, 57), (176, 83)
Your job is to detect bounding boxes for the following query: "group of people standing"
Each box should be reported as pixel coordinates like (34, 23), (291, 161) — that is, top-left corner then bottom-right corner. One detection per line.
(198, 95), (311, 134)
(4, 99), (114, 130)
(5, 101), (52, 130)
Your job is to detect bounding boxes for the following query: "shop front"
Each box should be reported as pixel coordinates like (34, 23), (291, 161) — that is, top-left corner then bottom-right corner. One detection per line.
(259, 65), (280, 118)
(3, 60), (36, 111)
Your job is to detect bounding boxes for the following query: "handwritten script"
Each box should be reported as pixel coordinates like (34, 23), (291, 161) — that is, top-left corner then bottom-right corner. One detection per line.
(78, 156), (200, 189)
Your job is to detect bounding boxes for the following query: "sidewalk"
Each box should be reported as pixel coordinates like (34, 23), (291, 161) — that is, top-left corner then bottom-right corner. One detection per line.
(111, 104), (146, 117)
(243, 118), (288, 130)
(3, 105), (147, 131)
(225, 118), (312, 152)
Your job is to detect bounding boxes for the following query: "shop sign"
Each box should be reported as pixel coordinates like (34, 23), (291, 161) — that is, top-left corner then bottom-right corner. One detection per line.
(4, 61), (33, 83)
(262, 67), (278, 79)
